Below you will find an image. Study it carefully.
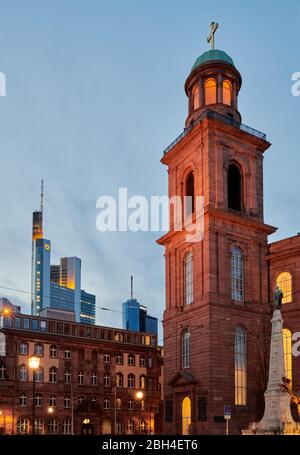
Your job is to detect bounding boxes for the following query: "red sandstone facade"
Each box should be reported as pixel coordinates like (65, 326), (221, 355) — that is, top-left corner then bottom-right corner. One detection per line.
(0, 313), (163, 435)
(158, 49), (300, 434)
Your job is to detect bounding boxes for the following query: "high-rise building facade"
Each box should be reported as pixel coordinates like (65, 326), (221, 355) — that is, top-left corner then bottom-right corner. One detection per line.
(122, 299), (158, 336)
(80, 290), (96, 325)
(31, 238), (51, 316)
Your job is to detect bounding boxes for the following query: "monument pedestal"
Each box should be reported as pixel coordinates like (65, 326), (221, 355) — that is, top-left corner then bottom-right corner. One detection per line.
(243, 309), (300, 435)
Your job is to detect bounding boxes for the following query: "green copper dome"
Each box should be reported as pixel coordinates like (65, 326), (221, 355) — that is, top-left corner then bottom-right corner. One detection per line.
(191, 49), (235, 72)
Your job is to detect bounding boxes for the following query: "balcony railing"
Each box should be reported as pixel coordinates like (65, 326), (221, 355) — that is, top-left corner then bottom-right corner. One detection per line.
(163, 109), (267, 156)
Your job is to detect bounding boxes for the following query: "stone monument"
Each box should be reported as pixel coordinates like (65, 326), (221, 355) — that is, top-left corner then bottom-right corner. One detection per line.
(243, 288), (300, 435)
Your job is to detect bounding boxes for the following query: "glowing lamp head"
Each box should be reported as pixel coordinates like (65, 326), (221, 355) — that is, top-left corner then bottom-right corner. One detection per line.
(29, 356), (40, 370)
(2, 307), (11, 316)
(136, 391), (144, 400)
(48, 407), (54, 414)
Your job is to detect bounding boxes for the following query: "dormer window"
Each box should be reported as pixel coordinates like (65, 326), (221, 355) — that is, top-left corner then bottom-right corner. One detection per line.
(204, 78), (216, 105)
(223, 79), (232, 105)
(192, 85), (200, 110)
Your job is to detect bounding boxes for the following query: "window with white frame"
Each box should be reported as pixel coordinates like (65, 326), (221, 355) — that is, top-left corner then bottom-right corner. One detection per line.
(64, 395), (71, 408)
(48, 418), (58, 434)
(64, 348), (71, 359)
(231, 247), (244, 301)
(34, 418), (44, 434)
(128, 354), (135, 366)
(184, 253), (193, 305)
(78, 395), (84, 405)
(19, 342), (28, 355)
(182, 329), (190, 368)
(34, 343), (43, 356)
(91, 372), (97, 386)
(139, 356), (145, 367)
(104, 353), (110, 363)
(49, 345), (58, 358)
(34, 367), (43, 382)
(49, 394), (56, 407)
(63, 418), (72, 434)
(104, 397), (110, 409)
(116, 353), (123, 365)
(0, 363), (5, 380)
(128, 374), (135, 388)
(19, 364), (28, 381)
(128, 400), (134, 410)
(19, 392), (27, 406)
(49, 367), (57, 383)
(64, 370), (71, 384)
(116, 420), (123, 434)
(104, 373), (110, 387)
(17, 418), (29, 434)
(78, 371), (84, 385)
(34, 393), (42, 407)
(127, 419), (134, 434)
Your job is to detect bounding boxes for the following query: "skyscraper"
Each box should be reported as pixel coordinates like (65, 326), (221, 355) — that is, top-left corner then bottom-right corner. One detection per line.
(31, 238), (51, 315)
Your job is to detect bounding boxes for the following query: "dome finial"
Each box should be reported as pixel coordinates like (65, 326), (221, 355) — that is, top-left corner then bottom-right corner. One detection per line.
(207, 22), (219, 50)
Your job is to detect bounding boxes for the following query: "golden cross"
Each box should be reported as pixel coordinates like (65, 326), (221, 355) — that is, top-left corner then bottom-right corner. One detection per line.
(207, 22), (219, 50)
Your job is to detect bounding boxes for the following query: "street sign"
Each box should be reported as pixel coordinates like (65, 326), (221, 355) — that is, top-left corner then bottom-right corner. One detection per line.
(224, 405), (231, 419)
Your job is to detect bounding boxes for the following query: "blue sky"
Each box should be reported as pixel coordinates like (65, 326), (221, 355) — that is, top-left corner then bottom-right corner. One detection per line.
(0, 1), (299, 340)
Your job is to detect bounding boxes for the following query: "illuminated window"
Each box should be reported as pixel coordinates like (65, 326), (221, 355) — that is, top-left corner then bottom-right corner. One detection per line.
(223, 79), (232, 105)
(192, 85), (200, 110)
(182, 396), (191, 435)
(34, 418), (44, 435)
(185, 172), (195, 217)
(116, 372), (123, 388)
(138, 420), (146, 433)
(127, 419), (135, 434)
(234, 326), (247, 405)
(182, 329), (190, 368)
(139, 375), (146, 389)
(116, 398), (122, 409)
(184, 252), (193, 305)
(283, 328), (292, 383)
(17, 418), (29, 434)
(231, 247), (244, 302)
(102, 419), (112, 434)
(204, 78), (216, 105)
(276, 272), (292, 304)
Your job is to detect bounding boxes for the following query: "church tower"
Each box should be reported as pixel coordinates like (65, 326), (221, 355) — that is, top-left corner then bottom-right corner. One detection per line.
(158, 26), (276, 434)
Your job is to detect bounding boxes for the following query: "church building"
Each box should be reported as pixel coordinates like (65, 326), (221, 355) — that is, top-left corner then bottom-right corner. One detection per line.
(158, 25), (300, 435)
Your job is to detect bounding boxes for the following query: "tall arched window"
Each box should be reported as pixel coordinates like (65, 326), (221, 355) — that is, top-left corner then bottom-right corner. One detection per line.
(223, 79), (232, 105)
(0, 333), (5, 356)
(182, 396), (191, 435)
(204, 78), (216, 105)
(192, 85), (200, 110)
(228, 163), (242, 211)
(283, 328), (292, 383)
(231, 247), (244, 302)
(184, 252), (193, 305)
(276, 272), (292, 304)
(234, 326), (247, 405)
(185, 172), (195, 217)
(182, 329), (190, 368)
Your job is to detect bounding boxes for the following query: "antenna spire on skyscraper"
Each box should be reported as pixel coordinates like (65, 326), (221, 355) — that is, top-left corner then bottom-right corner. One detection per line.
(40, 179), (44, 215)
(131, 275), (133, 300)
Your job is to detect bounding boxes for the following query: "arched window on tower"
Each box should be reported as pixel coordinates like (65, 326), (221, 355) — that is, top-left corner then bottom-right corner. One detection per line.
(231, 247), (244, 302)
(283, 328), (292, 383)
(276, 272), (292, 304)
(228, 163), (242, 211)
(223, 80), (232, 105)
(182, 329), (190, 368)
(184, 252), (193, 306)
(185, 172), (194, 217)
(234, 326), (247, 405)
(204, 78), (216, 105)
(192, 85), (200, 111)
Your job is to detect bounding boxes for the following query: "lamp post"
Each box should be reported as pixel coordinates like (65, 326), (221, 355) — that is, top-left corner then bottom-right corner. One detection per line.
(29, 356), (40, 435)
(135, 391), (144, 434)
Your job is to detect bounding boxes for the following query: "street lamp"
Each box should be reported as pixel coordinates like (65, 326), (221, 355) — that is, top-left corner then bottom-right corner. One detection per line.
(135, 391), (144, 434)
(29, 356), (40, 435)
(48, 407), (54, 414)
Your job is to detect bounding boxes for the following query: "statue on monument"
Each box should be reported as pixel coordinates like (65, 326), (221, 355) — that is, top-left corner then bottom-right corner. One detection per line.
(274, 285), (283, 310)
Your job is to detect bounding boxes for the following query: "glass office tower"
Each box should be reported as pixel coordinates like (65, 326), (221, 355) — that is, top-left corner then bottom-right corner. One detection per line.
(31, 238), (51, 315)
(80, 290), (96, 325)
